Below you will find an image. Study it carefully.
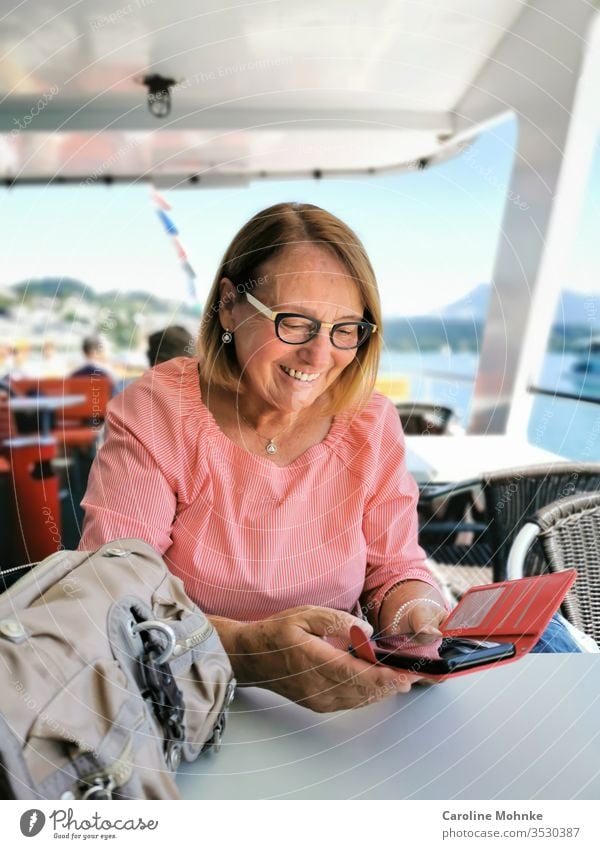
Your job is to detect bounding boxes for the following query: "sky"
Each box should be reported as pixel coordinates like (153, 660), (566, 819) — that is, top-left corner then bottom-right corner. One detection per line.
(1, 116), (599, 317)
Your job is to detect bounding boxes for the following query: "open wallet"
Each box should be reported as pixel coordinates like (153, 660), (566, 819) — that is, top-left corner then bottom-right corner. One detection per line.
(350, 569), (578, 681)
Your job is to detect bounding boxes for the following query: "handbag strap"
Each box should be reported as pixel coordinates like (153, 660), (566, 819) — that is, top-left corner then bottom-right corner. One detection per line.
(135, 620), (186, 771)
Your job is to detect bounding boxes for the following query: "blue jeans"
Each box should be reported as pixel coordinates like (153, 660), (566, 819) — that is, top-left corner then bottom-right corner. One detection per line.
(530, 613), (582, 653)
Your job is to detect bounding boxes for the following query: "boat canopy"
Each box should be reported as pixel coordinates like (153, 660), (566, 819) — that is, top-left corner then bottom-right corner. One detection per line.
(0, 0), (529, 184)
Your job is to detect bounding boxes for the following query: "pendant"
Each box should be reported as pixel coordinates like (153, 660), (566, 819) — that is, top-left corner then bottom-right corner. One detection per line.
(265, 440), (278, 455)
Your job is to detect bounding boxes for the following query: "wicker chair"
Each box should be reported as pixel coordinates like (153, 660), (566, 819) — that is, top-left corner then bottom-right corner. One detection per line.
(420, 463), (600, 600)
(506, 491), (600, 643)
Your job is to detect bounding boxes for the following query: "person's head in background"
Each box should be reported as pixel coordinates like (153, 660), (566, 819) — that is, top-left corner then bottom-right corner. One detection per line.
(12, 341), (30, 367)
(82, 335), (107, 363)
(147, 326), (194, 367)
(0, 344), (11, 366)
(41, 340), (57, 360)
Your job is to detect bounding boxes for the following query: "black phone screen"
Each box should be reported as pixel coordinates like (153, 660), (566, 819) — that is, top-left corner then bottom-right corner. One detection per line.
(372, 638), (516, 674)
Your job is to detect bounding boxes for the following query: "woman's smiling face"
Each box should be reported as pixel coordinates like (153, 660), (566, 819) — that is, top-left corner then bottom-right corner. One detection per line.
(220, 245), (364, 415)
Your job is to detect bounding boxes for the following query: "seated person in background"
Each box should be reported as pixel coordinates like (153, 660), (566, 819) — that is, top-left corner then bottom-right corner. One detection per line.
(0, 344), (12, 381)
(7, 341), (31, 380)
(78, 202), (581, 715)
(147, 325), (194, 367)
(29, 339), (67, 378)
(70, 335), (115, 390)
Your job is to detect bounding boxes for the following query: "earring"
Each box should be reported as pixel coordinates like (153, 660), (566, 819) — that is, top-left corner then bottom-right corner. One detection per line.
(221, 330), (233, 344)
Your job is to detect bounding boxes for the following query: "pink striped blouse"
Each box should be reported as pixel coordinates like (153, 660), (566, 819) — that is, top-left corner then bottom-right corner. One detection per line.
(79, 357), (437, 622)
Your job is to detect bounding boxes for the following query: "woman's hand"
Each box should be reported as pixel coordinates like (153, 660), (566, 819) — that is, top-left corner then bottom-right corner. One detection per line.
(396, 598), (447, 643)
(210, 606), (422, 713)
(378, 580), (447, 645)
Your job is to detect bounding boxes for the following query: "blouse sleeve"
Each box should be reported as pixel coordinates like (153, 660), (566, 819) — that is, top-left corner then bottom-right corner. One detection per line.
(78, 390), (177, 554)
(359, 397), (440, 619)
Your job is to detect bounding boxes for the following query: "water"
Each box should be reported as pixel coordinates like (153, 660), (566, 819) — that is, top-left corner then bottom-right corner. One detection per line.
(379, 350), (600, 462)
(17, 348), (600, 461)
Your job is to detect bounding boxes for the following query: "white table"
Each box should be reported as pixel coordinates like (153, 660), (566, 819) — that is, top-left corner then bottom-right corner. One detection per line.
(8, 394), (85, 435)
(178, 656), (600, 799)
(405, 435), (565, 485)
(9, 394), (85, 411)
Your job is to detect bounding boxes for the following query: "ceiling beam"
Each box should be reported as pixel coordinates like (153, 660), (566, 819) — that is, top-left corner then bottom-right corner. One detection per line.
(0, 102), (450, 134)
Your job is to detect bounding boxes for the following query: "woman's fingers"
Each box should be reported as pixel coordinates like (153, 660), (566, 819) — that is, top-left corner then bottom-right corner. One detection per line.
(291, 605), (374, 641)
(288, 628), (420, 710)
(288, 607), (420, 696)
(239, 606), (424, 712)
(404, 603), (445, 644)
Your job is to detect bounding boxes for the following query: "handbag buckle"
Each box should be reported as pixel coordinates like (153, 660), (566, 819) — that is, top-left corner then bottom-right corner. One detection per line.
(132, 620), (176, 665)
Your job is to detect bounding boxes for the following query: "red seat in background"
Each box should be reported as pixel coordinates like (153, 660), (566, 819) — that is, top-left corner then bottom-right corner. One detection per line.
(0, 390), (62, 570)
(9, 375), (112, 448)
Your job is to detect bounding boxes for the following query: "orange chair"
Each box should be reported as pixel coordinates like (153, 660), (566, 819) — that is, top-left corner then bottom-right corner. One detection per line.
(53, 376), (112, 447)
(0, 391), (62, 575)
(6, 376), (112, 554)
(0, 388), (15, 445)
(0, 391), (14, 569)
(10, 375), (112, 447)
(8, 438), (62, 566)
(8, 375), (112, 534)
(0, 454), (12, 572)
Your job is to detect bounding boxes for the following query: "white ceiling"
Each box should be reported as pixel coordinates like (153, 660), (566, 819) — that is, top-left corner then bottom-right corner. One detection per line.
(0, 0), (525, 182)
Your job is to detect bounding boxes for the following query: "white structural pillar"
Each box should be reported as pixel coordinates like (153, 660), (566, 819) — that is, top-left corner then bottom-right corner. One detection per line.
(453, 0), (599, 435)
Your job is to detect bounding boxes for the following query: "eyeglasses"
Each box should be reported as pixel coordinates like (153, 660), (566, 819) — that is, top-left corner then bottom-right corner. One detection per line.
(245, 292), (377, 350)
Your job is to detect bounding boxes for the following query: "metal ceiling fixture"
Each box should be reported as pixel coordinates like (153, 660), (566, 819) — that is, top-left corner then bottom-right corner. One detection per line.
(137, 74), (178, 118)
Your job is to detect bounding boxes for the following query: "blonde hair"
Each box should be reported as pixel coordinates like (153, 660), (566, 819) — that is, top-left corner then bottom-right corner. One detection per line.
(198, 202), (382, 414)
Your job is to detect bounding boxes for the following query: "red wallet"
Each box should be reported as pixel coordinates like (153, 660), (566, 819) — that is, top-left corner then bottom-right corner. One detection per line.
(350, 569), (578, 680)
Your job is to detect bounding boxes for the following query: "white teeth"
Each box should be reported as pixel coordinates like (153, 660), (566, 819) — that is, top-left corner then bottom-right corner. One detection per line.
(282, 366), (320, 382)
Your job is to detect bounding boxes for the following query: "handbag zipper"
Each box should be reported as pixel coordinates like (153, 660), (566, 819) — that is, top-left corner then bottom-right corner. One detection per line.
(78, 728), (138, 799)
(0, 549), (71, 595)
(172, 619), (214, 656)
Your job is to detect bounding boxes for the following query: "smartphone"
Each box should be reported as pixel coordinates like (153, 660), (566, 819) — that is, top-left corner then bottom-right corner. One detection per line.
(365, 638), (516, 675)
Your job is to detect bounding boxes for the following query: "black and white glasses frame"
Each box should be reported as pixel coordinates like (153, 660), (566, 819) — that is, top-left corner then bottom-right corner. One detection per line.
(244, 292), (377, 350)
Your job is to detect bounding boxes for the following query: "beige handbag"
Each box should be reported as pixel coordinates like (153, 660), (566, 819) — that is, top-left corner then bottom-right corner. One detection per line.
(0, 539), (235, 800)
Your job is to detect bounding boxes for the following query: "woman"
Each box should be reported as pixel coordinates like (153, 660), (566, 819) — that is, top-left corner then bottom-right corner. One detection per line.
(80, 203), (448, 710)
(78, 203), (578, 713)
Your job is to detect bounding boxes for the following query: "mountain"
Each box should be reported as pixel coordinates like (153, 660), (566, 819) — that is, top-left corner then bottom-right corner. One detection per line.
(384, 285), (598, 352)
(11, 278), (96, 300)
(2, 277), (200, 349)
(436, 283), (598, 327)
(384, 316), (480, 352)
(434, 283), (490, 321)
(6, 278), (198, 317)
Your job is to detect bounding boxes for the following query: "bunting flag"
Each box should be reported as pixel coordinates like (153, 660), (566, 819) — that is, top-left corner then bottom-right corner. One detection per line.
(150, 187), (197, 300)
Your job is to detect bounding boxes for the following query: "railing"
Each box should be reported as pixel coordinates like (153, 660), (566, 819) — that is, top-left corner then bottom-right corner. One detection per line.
(528, 385), (600, 405)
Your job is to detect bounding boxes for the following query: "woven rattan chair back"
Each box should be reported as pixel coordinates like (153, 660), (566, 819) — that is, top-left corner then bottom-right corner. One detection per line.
(483, 463), (600, 581)
(530, 492), (600, 642)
